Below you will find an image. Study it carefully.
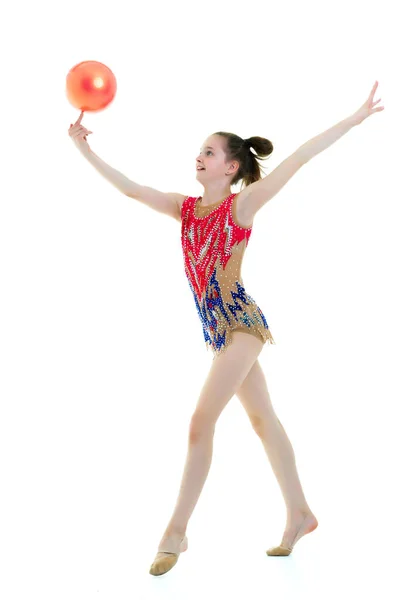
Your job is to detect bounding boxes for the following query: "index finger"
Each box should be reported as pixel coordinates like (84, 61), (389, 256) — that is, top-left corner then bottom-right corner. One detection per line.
(76, 110), (85, 125)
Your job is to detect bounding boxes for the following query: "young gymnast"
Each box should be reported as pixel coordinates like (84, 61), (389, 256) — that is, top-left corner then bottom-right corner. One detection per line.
(68, 81), (383, 576)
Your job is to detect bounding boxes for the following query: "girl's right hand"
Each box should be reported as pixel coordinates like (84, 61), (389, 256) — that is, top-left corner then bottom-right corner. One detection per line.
(68, 111), (93, 149)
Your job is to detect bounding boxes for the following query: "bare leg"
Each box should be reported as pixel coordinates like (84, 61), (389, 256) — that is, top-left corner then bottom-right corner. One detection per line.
(150, 332), (264, 575)
(236, 359), (318, 552)
(257, 413), (311, 517)
(161, 426), (215, 540)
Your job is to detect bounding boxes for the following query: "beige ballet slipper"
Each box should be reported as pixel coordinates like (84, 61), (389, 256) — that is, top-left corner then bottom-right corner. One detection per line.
(149, 535), (188, 576)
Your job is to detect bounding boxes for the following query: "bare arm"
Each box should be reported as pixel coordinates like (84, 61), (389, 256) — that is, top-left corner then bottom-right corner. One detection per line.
(80, 145), (140, 196)
(78, 146), (184, 222)
(69, 115), (184, 222)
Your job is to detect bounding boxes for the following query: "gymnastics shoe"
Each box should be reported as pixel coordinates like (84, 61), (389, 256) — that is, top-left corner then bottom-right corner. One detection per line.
(149, 535), (188, 576)
(266, 512), (319, 556)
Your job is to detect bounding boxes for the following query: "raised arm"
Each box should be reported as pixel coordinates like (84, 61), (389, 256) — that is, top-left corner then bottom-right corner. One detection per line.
(68, 115), (185, 222)
(241, 81), (384, 220)
(80, 146), (185, 221)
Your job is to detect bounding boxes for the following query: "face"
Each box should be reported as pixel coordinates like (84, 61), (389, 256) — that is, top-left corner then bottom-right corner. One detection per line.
(196, 135), (239, 181)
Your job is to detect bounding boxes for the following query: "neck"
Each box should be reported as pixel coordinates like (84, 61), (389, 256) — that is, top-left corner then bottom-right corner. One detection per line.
(201, 184), (232, 206)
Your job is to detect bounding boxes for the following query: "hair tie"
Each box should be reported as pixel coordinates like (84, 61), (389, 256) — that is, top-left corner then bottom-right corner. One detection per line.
(243, 138), (252, 150)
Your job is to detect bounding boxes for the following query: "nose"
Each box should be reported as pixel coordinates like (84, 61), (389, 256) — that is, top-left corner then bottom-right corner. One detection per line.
(197, 149), (206, 160)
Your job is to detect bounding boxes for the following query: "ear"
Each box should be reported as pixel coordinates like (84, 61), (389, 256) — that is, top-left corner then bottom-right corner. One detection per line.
(227, 160), (240, 175)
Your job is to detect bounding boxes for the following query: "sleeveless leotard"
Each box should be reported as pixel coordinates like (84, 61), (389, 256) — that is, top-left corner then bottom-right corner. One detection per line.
(181, 192), (275, 359)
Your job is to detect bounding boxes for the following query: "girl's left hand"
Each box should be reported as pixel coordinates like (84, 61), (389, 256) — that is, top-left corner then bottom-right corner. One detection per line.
(353, 81), (385, 125)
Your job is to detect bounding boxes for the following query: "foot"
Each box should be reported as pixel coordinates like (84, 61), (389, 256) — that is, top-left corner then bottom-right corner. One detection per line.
(149, 532), (188, 576)
(157, 531), (188, 555)
(267, 511), (318, 556)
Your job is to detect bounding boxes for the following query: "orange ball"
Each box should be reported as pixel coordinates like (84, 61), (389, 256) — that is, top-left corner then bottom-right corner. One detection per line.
(66, 61), (117, 112)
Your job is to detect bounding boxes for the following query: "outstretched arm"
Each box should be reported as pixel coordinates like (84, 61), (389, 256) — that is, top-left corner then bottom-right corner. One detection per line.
(243, 81), (384, 218)
(298, 81), (384, 162)
(297, 113), (360, 164)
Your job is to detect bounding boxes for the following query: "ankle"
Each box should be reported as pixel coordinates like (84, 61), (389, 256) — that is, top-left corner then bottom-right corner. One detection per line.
(165, 525), (187, 537)
(286, 506), (312, 520)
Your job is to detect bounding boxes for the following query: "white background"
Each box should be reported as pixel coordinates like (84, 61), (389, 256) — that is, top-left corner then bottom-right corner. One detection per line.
(1, 0), (399, 598)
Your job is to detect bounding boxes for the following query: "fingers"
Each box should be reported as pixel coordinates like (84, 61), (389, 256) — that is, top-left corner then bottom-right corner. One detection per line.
(69, 126), (92, 135)
(68, 123), (92, 133)
(68, 123), (93, 139)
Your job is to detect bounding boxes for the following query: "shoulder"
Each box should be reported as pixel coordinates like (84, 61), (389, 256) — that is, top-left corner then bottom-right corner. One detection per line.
(178, 194), (191, 210)
(167, 193), (191, 211)
(164, 193), (191, 223)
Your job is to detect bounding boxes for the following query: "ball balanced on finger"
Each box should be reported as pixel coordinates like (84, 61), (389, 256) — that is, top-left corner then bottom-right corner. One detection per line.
(66, 61), (117, 112)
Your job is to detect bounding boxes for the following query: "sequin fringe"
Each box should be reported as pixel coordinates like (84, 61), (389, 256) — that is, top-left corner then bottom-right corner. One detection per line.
(207, 326), (275, 359)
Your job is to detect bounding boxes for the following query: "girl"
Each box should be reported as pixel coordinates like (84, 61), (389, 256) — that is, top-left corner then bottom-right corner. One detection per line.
(68, 81), (383, 576)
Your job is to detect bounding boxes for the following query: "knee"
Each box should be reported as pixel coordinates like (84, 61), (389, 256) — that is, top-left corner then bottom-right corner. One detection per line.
(249, 414), (266, 436)
(189, 411), (215, 444)
(249, 414), (277, 437)
(250, 413), (281, 437)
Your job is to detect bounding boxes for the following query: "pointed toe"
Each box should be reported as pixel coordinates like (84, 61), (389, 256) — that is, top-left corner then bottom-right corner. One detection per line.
(149, 552), (179, 576)
(266, 545), (292, 556)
